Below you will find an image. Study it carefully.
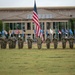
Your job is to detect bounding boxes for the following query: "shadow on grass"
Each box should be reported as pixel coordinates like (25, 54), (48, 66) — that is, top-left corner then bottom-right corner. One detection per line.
(0, 45), (75, 51)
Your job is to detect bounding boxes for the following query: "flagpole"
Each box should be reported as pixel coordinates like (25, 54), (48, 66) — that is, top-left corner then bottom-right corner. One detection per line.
(55, 22), (56, 38)
(32, 0), (43, 41)
(13, 23), (14, 37)
(21, 19), (22, 38)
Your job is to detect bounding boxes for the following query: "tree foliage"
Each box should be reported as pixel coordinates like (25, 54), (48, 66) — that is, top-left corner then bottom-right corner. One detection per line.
(5, 23), (9, 32)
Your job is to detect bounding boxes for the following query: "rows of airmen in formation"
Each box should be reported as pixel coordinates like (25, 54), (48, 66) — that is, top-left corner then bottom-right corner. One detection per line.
(0, 35), (75, 49)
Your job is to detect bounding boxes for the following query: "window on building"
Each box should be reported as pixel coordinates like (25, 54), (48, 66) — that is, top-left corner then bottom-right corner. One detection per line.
(9, 23), (21, 30)
(53, 22), (59, 29)
(33, 34), (34, 39)
(9, 22), (25, 31)
(59, 22), (66, 30)
(21, 23), (25, 29)
(14, 23), (16, 30)
(21, 23), (25, 32)
(46, 22), (51, 30)
(27, 22), (31, 30)
(32, 22), (35, 30)
(10, 23), (13, 30)
(53, 22), (55, 29)
(40, 22), (44, 30)
(16, 23), (21, 29)
(56, 22), (59, 29)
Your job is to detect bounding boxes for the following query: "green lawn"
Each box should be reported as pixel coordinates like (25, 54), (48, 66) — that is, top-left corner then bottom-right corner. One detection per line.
(0, 43), (75, 75)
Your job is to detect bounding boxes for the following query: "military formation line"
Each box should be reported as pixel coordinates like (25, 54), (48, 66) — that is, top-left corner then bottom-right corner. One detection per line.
(0, 36), (75, 49)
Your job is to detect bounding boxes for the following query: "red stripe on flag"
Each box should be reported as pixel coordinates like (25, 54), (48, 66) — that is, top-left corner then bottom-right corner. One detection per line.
(32, 0), (43, 41)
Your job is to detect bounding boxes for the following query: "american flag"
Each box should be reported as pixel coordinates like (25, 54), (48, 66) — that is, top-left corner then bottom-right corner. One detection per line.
(32, 0), (43, 41)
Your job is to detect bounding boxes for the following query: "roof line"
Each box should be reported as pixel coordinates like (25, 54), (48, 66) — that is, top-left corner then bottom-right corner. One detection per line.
(0, 6), (75, 10)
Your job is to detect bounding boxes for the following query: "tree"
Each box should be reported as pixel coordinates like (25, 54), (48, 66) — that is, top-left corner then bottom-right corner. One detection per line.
(5, 23), (9, 32)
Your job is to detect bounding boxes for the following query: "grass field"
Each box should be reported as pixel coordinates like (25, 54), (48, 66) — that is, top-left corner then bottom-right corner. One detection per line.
(0, 43), (75, 75)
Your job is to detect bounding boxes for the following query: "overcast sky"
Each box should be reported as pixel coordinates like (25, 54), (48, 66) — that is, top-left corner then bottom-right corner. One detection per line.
(0, 0), (75, 8)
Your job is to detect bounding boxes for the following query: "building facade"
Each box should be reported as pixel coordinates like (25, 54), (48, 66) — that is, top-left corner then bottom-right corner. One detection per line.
(0, 7), (75, 41)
